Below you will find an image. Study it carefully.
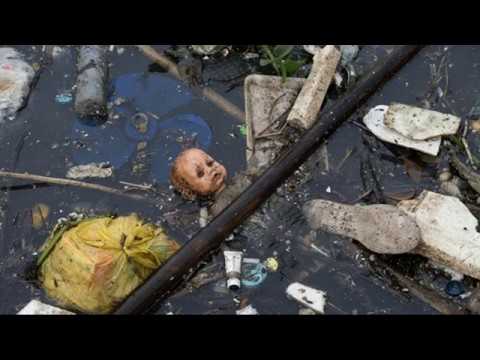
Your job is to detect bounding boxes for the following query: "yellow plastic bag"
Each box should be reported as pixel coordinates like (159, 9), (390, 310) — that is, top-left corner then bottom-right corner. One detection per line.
(38, 214), (180, 314)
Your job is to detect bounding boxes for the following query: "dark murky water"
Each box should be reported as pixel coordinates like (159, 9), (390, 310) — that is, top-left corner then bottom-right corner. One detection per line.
(1, 45), (479, 314)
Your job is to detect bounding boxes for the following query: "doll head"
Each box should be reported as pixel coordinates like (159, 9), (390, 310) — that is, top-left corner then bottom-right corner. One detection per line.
(170, 148), (227, 200)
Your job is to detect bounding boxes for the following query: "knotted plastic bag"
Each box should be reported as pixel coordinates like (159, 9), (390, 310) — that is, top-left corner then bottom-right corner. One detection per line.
(37, 214), (180, 314)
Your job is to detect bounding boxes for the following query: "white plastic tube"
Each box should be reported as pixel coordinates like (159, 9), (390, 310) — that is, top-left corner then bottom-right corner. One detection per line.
(224, 251), (243, 290)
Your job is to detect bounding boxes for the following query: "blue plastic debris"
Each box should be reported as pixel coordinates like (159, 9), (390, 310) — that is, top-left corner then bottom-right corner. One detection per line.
(445, 281), (465, 297)
(124, 113), (158, 142)
(114, 73), (193, 116)
(241, 262), (268, 288)
(71, 72), (193, 169)
(71, 118), (136, 169)
(55, 93), (73, 104)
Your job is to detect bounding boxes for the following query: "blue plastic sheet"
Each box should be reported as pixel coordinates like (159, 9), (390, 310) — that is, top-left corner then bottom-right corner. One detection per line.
(71, 73), (194, 169)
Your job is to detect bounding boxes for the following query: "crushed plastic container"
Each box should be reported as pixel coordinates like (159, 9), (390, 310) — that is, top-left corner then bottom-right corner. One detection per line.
(244, 74), (305, 173)
(363, 104), (461, 156)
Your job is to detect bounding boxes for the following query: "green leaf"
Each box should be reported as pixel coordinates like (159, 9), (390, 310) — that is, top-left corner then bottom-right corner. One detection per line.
(283, 59), (305, 77)
(238, 125), (247, 136)
(273, 45), (294, 59)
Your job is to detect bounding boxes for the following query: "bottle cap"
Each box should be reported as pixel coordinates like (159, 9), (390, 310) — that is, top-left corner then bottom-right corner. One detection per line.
(227, 277), (241, 291)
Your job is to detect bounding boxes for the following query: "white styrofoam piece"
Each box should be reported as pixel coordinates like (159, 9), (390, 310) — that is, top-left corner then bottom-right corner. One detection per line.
(286, 282), (326, 314)
(236, 304), (259, 315)
(363, 105), (441, 156)
(384, 103), (461, 140)
(398, 191), (480, 280)
(17, 300), (75, 315)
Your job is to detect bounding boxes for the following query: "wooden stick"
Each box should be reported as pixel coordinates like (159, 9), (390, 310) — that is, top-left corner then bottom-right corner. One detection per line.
(136, 45), (246, 123)
(0, 171), (148, 202)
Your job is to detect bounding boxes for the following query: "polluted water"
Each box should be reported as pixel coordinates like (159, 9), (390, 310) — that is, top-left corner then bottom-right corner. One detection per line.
(2, 45), (480, 315)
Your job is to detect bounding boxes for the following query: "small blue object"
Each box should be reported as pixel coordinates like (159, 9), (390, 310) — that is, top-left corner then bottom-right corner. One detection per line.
(55, 93), (73, 104)
(241, 262), (268, 288)
(445, 281), (465, 297)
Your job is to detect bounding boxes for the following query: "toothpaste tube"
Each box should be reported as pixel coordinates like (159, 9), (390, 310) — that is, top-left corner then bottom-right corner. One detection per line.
(224, 250), (243, 290)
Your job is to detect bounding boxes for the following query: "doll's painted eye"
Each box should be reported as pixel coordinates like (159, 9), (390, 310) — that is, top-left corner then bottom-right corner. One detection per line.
(197, 167), (205, 178)
(206, 159), (214, 167)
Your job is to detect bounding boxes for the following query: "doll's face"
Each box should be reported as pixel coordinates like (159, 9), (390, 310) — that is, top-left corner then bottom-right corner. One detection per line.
(171, 149), (227, 199)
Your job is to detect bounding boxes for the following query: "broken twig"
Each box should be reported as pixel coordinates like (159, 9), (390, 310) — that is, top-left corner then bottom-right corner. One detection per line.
(0, 171), (149, 202)
(119, 181), (154, 191)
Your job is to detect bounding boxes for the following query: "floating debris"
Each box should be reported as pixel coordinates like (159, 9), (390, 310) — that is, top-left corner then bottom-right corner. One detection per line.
(303, 199), (421, 254)
(286, 282), (326, 314)
(224, 251), (243, 291)
(363, 104), (461, 156)
(339, 45), (360, 67)
(71, 72), (193, 170)
(236, 304), (259, 315)
(384, 103), (461, 140)
(238, 124), (247, 136)
(17, 300), (74, 315)
(287, 45), (340, 130)
(399, 191), (480, 280)
(55, 93), (73, 104)
(199, 207), (208, 228)
(38, 214), (180, 314)
(66, 162), (113, 180)
(242, 261), (268, 288)
(191, 45), (228, 56)
(363, 105), (441, 156)
(244, 74), (305, 173)
(74, 45), (108, 118)
(445, 281), (465, 297)
(0, 48), (35, 123)
(170, 148), (227, 200)
(32, 203), (50, 230)
(264, 257), (279, 272)
(298, 308), (317, 315)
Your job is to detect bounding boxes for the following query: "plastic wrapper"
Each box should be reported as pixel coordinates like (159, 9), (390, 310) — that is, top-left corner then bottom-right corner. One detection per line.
(37, 214), (180, 314)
